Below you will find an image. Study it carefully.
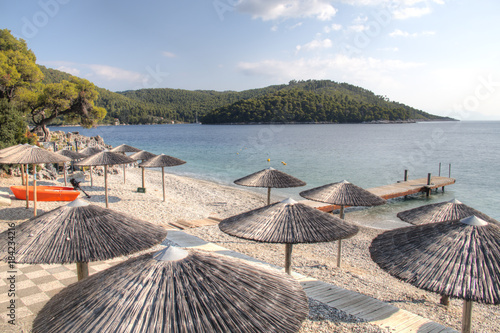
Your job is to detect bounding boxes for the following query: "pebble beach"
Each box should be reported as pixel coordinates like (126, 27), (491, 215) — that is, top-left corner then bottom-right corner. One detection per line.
(1, 166), (499, 332)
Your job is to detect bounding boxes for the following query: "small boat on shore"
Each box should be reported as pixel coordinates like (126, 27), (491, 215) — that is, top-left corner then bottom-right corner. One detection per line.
(10, 185), (80, 202)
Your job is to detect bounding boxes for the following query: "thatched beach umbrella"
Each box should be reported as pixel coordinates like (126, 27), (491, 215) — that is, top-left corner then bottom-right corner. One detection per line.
(33, 246), (308, 333)
(234, 167), (306, 205)
(75, 151), (136, 208)
(110, 144), (142, 184)
(79, 146), (105, 187)
(139, 154), (186, 202)
(220, 198), (359, 274)
(0, 145), (71, 216)
(0, 199), (167, 280)
(130, 150), (157, 189)
(300, 180), (386, 267)
(0, 144), (31, 188)
(56, 149), (87, 186)
(370, 216), (500, 332)
(397, 198), (499, 225)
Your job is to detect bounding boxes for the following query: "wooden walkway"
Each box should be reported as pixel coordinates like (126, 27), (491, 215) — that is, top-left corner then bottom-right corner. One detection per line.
(303, 176), (456, 212)
(367, 176), (456, 200)
(167, 230), (457, 333)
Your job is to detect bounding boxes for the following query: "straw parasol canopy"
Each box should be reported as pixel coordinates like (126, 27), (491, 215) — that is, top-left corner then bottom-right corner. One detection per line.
(220, 198), (359, 274)
(110, 144), (143, 184)
(75, 151), (136, 208)
(110, 144), (142, 153)
(369, 216), (500, 332)
(129, 150), (156, 161)
(139, 154), (186, 202)
(300, 180), (385, 267)
(130, 150), (157, 189)
(33, 246), (308, 333)
(234, 167), (306, 205)
(78, 146), (105, 157)
(397, 198), (499, 225)
(57, 149), (87, 185)
(0, 145), (71, 216)
(0, 144), (32, 187)
(0, 199), (167, 280)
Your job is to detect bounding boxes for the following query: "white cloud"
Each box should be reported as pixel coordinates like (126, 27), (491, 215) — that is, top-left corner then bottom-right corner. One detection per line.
(324, 23), (342, 33)
(296, 38), (333, 52)
(56, 66), (80, 76)
(389, 29), (436, 37)
(236, 0), (337, 21)
(162, 51), (176, 58)
(40, 61), (147, 90)
(392, 6), (431, 19)
(349, 24), (368, 32)
(237, 54), (423, 87)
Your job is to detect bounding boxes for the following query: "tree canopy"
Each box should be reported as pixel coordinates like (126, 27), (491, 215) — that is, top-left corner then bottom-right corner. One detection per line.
(0, 29), (106, 143)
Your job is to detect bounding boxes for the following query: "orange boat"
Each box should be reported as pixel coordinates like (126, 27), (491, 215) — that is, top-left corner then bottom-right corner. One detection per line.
(10, 185), (80, 202)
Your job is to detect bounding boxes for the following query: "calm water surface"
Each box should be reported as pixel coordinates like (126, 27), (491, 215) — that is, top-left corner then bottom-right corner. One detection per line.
(51, 121), (500, 226)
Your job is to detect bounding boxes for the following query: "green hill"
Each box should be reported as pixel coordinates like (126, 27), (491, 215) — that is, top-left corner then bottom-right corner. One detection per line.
(39, 66), (451, 125)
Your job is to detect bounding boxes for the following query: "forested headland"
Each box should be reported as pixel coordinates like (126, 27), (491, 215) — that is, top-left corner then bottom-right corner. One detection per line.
(40, 67), (452, 125)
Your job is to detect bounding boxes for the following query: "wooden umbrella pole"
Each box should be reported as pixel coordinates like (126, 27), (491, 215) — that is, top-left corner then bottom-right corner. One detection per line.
(462, 300), (473, 333)
(104, 165), (109, 208)
(337, 205), (345, 267)
(25, 164), (29, 209)
(21, 164), (25, 185)
(33, 166), (37, 217)
(76, 262), (89, 281)
(63, 162), (67, 186)
(142, 167), (145, 188)
(337, 239), (342, 267)
(162, 167), (165, 202)
(123, 164), (126, 184)
(90, 166), (93, 187)
(267, 187), (271, 205)
(285, 243), (293, 275)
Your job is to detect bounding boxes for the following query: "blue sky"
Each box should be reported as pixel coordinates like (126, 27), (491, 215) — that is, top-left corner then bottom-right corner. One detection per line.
(1, 0), (499, 120)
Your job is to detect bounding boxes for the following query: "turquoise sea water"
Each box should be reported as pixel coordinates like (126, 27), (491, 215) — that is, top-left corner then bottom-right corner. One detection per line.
(50, 121), (500, 225)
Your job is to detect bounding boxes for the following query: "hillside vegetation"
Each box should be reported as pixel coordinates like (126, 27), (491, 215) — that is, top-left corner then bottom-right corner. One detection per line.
(39, 66), (451, 125)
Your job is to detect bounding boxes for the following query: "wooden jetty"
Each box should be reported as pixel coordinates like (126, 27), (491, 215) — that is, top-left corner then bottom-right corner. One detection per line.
(304, 176), (456, 212)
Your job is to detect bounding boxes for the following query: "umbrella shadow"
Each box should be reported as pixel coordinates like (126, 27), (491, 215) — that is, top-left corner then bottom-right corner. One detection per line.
(84, 194), (122, 204)
(0, 207), (45, 221)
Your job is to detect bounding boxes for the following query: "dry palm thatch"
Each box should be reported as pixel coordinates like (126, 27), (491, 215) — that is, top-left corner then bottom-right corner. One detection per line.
(0, 143), (31, 158)
(397, 198), (499, 225)
(234, 167), (306, 188)
(56, 149), (87, 160)
(110, 144), (142, 153)
(33, 246), (308, 333)
(139, 154), (186, 202)
(139, 154), (186, 168)
(0, 199), (167, 264)
(370, 216), (500, 332)
(220, 198), (359, 244)
(129, 150), (157, 161)
(75, 151), (135, 166)
(0, 145), (71, 164)
(0, 146), (71, 216)
(79, 146), (105, 157)
(220, 198), (359, 274)
(235, 167), (306, 205)
(300, 180), (386, 207)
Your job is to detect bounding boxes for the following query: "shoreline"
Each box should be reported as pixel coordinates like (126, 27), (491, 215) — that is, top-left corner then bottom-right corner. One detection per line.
(0, 167), (498, 332)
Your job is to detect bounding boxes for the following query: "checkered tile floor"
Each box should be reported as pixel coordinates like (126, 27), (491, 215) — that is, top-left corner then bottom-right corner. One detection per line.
(0, 257), (126, 324)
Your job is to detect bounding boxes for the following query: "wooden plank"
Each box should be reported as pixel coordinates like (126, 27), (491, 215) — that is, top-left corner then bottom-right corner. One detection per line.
(305, 285), (341, 299)
(342, 297), (385, 314)
(359, 305), (399, 322)
(326, 294), (372, 309)
(397, 317), (433, 332)
(313, 288), (355, 303)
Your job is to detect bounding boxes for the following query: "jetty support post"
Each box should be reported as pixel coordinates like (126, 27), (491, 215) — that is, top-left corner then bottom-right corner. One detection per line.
(404, 169), (408, 182)
(426, 173), (432, 197)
